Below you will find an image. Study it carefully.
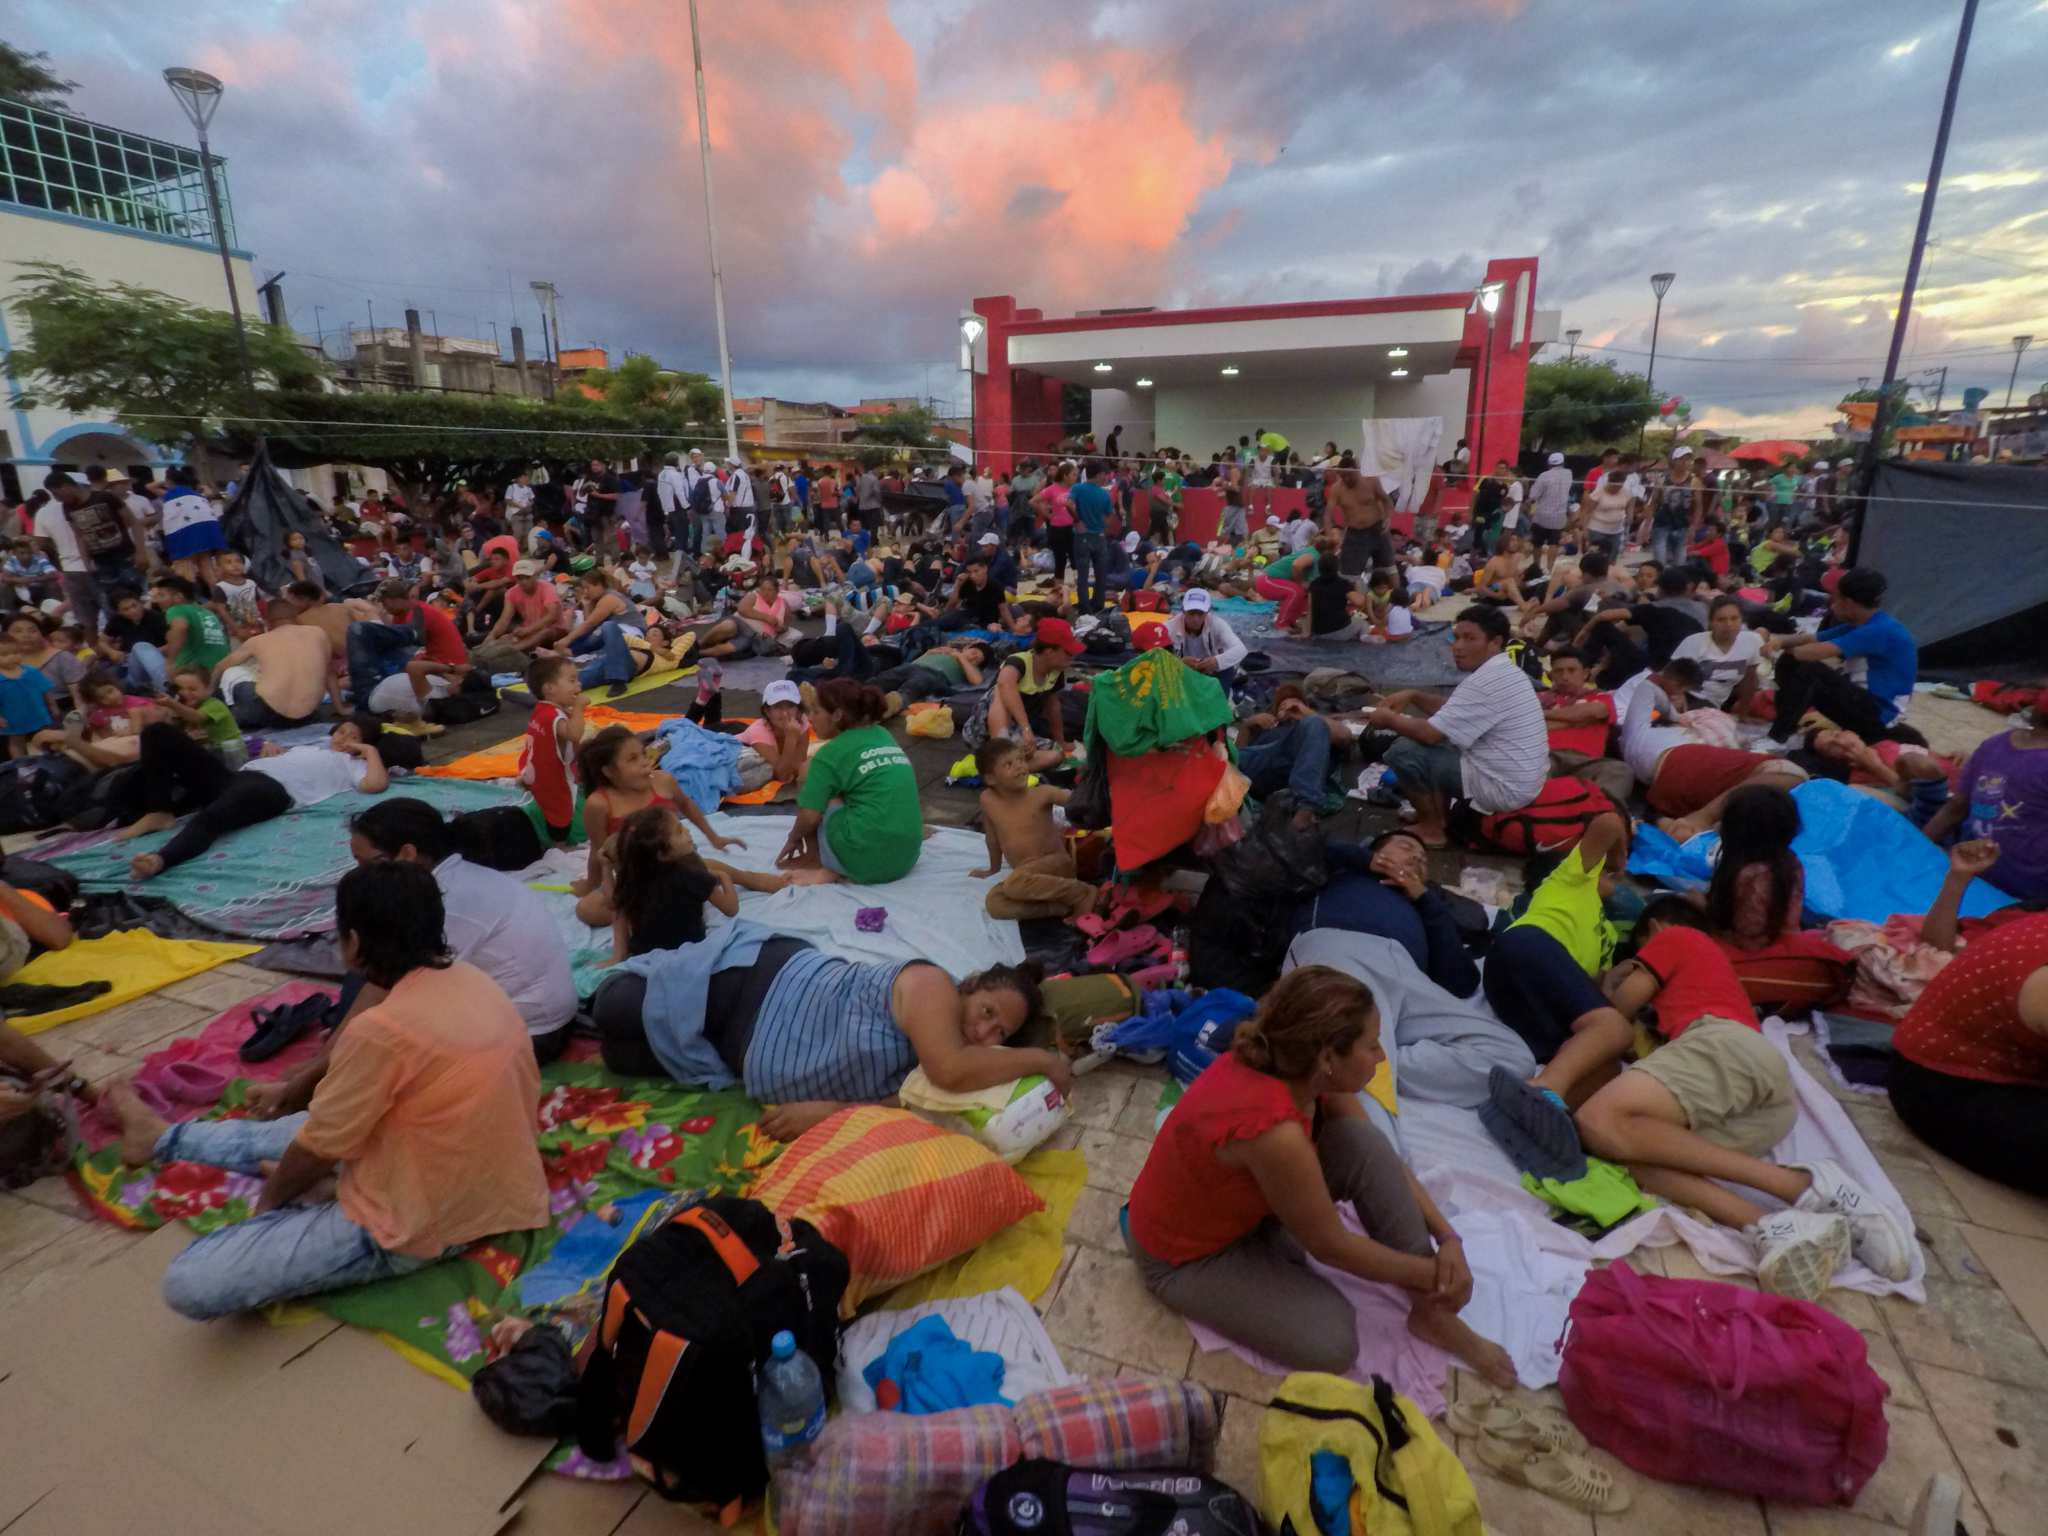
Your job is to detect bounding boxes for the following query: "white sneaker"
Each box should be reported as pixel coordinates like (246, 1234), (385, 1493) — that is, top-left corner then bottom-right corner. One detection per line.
(1794, 1160), (1916, 1281)
(1751, 1208), (1850, 1301)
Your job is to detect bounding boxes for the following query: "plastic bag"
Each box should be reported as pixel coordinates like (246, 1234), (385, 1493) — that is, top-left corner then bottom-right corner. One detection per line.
(472, 1325), (580, 1439)
(905, 702), (955, 739)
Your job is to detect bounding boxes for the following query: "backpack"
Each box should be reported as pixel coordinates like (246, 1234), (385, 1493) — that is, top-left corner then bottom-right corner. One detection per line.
(576, 1195), (849, 1506)
(1259, 1373), (1483, 1536)
(688, 473), (715, 515)
(426, 669), (503, 726)
(1082, 610), (1131, 656)
(1189, 793), (1327, 994)
(961, 1461), (1261, 1536)
(449, 806), (547, 871)
(1559, 1261), (1889, 1505)
(0, 755), (95, 834)
(1456, 776), (1614, 857)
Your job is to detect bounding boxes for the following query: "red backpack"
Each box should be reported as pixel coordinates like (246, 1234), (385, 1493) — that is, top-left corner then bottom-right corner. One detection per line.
(1461, 776), (1614, 857)
(1559, 1262), (1888, 1506)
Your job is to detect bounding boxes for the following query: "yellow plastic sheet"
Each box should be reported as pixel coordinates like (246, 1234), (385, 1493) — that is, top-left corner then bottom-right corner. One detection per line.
(871, 1147), (1087, 1309)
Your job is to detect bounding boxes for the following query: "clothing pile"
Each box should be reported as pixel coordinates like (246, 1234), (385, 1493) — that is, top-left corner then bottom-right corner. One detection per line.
(1076, 651), (1235, 869)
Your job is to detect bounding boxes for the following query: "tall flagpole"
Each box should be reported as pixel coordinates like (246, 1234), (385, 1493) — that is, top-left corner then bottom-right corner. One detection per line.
(688, 0), (741, 462)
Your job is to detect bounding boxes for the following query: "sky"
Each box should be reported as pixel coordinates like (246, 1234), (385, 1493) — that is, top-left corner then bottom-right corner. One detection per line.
(15, 0), (2048, 442)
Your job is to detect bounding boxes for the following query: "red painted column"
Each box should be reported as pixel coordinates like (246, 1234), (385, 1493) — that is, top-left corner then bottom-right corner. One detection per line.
(1466, 257), (1538, 475)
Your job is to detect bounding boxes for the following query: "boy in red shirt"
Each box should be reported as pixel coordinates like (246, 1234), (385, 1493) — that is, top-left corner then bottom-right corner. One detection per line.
(519, 654), (584, 842)
(1536, 646), (1632, 804)
(1484, 897), (1912, 1300)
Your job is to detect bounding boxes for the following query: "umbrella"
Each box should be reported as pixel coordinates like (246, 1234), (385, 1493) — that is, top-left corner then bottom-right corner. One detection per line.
(1729, 439), (1812, 464)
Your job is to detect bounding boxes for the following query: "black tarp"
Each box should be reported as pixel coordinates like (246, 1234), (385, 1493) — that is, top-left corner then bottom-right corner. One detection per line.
(218, 440), (372, 597)
(1858, 461), (2048, 671)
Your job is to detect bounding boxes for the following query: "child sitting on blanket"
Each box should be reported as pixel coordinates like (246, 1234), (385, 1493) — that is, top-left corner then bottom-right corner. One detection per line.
(607, 806), (742, 960)
(969, 738), (1099, 921)
(570, 725), (747, 927)
(1482, 895), (1914, 1301)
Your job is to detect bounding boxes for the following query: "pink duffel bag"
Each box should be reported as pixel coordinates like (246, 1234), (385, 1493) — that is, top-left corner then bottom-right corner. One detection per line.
(1558, 1261), (1888, 1505)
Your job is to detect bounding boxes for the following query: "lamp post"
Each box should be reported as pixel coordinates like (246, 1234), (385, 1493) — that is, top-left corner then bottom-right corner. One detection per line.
(1637, 272), (1676, 453)
(959, 314), (986, 468)
(687, 0), (742, 464)
(162, 68), (252, 396)
(1564, 327), (1582, 360)
(1472, 280), (1503, 469)
(2006, 335), (2034, 409)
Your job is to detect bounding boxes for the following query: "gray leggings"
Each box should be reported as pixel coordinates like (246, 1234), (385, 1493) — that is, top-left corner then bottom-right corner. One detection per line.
(1125, 1116), (1431, 1374)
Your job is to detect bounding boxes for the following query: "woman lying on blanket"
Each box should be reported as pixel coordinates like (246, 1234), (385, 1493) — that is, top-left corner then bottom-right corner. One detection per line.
(1124, 965), (1518, 1386)
(570, 725), (761, 925)
(1889, 840), (2048, 1196)
(106, 861), (550, 1320)
(593, 936), (1068, 1141)
(117, 720), (388, 882)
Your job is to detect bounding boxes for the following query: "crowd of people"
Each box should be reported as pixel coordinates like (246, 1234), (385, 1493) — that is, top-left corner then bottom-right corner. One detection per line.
(5, 432), (2043, 1431)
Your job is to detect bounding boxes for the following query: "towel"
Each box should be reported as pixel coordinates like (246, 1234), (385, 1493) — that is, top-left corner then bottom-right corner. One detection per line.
(5, 930), (261, 1035)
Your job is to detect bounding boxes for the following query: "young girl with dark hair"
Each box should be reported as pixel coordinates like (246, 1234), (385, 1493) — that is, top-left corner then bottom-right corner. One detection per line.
(608, 806), (740, 960)
(776, 679), (923, 885)
(571, 725), (741, 925)
(1704, 783), (1805, 951)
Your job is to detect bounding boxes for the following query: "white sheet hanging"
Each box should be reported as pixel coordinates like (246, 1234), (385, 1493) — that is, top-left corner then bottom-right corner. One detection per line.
(1357, 416), (1445, 513)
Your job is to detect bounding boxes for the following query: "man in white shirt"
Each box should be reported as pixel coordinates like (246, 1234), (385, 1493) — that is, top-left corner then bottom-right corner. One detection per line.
(1164, 587), (1248, 688)
(1366, 604), (1549, 847)
(652, 453), (687, 566)
(1525, 452), (1574, 572)
(503, 471), (536, 543)
(721, 456), (753, 543)
(682, 449), (723, 556)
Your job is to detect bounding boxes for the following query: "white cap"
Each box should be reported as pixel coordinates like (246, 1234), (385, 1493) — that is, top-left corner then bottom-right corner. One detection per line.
(1264, 514), (1282, 527)
(1182, 588), (1213, 613)
(1672, 446), (1694, 461)
(977, 532), (1001, 546)
(1814, 459), (1830, 469)
(1547, 452), (1566, 466)
(725, 455), (743, 467)
(689, 447), (704, 457)
(761, 680), (802, 707)
(1123, 530), (1141, 552)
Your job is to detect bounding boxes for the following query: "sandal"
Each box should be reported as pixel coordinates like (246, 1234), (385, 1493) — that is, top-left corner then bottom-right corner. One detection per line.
(1444, 1396), (1587, 1456)
(1085, 924), (1163, 968)
(1473, 1436), (1630, 1515)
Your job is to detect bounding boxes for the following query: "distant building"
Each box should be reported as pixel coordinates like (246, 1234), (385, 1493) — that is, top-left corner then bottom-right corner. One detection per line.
(0, 94), (260, 501)
(732, 397), (856, 447)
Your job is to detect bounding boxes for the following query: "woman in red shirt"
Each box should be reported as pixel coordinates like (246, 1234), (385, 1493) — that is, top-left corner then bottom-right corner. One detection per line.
(1124, 966), (1514, 1384)
(1890, 841), (2048, 1194)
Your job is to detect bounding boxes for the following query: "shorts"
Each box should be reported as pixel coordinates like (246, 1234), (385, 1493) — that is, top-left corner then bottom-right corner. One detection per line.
(1632, 1016), (1795, 1156)
(1527, 522), (1565, 547)
(1647, 744), (1765, 817)
(1483, 924), (1609, 1062)
(165, 520), (228, 559)
(1383, 737), (1464, 799)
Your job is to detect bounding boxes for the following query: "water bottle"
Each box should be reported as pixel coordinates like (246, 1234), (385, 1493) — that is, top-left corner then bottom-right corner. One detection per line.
(1171, 925), (1191, 988)
(758, 1330), (825, 1470)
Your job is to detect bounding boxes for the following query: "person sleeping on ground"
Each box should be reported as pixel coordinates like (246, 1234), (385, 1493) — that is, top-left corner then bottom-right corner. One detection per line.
(592, 932), (1067, 1141)
(1123, 965), (1518, 1385)
(1616, 667), (1807, 841)
(116, 718), (389, 881)
(1479, 894), (1913, 1301)
(1888, 841), (2048, 1196)
(106, 860), (550, 1320)
(1289, 828), (1481, 998)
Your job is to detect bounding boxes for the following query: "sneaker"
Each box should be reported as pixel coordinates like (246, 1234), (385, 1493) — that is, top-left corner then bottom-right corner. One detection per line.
(1908, 1472), (1963, 1536)
(1793, 1159), (1916, 1281)
(1751, 1208), (1850, 1301)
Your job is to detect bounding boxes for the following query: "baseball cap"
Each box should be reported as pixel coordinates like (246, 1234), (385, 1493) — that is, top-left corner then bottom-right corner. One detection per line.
(725, 455), (743, 467)
(1672, 446), (1694, 461)
(1182, 588), (1213, 613)
(1032, 617), (1085, 654)
(512, 559), (540, 576)
(761, 680), (802, 707)
(1547, 452), (1566, 466)
(977, 532), (1001, 546)
(102, 466), (131, 482)
(1264, 515), (1282, 527)
(1814, 459), (1830, 469)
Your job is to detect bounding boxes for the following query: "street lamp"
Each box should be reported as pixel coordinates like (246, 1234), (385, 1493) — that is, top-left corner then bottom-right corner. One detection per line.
(687, 0), (742, 462)
(163, 67), (252, 396)
(1637, 271), (1677, 452)
(2006, 335), (2034, 408)
(959, 315), (986, 463)
(1471, 280), (1504, 469)
(1564, 327), (1582, 360)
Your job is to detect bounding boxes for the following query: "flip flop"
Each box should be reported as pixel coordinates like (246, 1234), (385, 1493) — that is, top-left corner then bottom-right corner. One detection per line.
(1478, 1065), (1586, 1182)
(1085, 924), (1162, 968)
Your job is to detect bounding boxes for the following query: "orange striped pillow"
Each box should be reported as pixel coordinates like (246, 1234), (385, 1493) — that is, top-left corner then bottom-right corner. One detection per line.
(751, 1107), (1045, 1311)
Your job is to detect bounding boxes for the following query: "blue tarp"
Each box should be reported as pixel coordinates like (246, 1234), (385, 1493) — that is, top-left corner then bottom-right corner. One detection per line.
(1627, 777), (2016, 925)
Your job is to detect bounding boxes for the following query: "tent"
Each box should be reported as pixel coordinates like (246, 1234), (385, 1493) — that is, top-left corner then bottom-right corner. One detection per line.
(1856, 461), (2048, 673)
(218, 440), (372, 598)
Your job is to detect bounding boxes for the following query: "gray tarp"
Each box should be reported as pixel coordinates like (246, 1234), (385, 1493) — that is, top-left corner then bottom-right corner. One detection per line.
(218, 439), (370, 597)
(1859, 462), (2048, 653)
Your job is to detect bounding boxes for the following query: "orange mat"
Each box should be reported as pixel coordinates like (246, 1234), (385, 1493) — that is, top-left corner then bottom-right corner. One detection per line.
(415, 706), (674, 781)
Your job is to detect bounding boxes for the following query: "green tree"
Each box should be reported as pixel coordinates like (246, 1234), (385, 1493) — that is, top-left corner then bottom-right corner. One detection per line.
(5, 261), (325, 451)
(574, 352), (724, 423)
(0, 41), (75, 105)
(243, 389), (686, 511)
(1519, 358), (1659, 452)
(848, 404), (941, 467)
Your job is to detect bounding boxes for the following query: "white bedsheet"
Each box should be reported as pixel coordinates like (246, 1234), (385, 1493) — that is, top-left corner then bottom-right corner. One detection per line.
(516, 813), (1024, 981)
(838, 1287), (1072, 1414)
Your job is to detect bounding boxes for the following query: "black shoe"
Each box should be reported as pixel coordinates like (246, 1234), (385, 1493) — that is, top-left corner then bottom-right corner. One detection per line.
(239, 995), (336, 1063)
(1478, 1064), (1587, 1182)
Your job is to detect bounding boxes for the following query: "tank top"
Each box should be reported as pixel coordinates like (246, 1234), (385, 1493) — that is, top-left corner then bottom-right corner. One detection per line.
(747, 593), (789, 631)
(520, 702), (576, 829)
(1894, 912), (2048, 1086)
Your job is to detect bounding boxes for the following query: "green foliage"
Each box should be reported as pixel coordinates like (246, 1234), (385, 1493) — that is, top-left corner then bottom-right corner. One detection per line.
(0, 41), (75, 105)
(245, 390), (686, 505)
(1520, 359), (1659, 452)
(849, 404), (942, 466)
(5, 261), (325, 449)
(575, 352), (724, 423)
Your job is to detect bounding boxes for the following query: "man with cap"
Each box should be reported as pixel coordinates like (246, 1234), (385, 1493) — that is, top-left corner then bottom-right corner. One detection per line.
(1526, 452), (1574, 571)
(977, 530), (1020, 593)
(473, 559), (567, 674)
(722, 454), (755, 545)
(1164, 588), (1248, 690)
(1649, 447), (1704, 567)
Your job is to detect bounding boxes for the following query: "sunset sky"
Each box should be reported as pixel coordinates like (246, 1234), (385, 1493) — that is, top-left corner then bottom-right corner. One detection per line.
(16, 0), (2048, 440)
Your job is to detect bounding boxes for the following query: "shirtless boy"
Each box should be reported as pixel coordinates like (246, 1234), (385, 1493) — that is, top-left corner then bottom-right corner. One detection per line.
(970, 737), (1100, 920)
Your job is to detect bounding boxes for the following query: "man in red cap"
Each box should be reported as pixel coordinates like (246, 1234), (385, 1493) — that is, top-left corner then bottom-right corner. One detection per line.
(964, 616), (1082, 772)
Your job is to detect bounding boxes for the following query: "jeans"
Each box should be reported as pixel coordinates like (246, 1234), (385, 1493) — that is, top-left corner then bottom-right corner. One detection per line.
(156, 1112), (440, 1319)
(345, 617), (422, 706)
(1239, 717), (1332, 804)
(227, 683), (318, 732)
(1072, 529), (1109, 614)
(123, 641), (169, 691)
(571, 620), (642, 688)
(1650, 525), (1690, 566)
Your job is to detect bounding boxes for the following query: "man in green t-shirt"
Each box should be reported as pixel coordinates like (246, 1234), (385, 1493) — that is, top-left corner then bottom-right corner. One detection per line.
(1768, 467), (1797, 509)
(150, 573), (230, 672)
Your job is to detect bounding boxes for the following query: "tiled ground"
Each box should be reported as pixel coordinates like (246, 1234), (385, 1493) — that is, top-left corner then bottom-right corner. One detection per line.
(6, 680), (2043, 1535)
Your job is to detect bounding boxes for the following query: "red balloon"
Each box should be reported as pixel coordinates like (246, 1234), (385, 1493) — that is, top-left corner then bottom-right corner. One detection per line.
(1659, 400), (1676, 415)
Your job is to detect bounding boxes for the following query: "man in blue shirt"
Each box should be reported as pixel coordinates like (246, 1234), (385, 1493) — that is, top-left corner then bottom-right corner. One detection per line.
(1067, 462), (1114, 613)
(1761, 567), (1917, 742)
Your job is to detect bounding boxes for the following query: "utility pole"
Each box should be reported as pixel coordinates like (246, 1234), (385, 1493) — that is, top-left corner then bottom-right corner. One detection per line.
(1853, 0), (1979, 564)
(1637, 273), (1676, 454)
(530, 281), (561, 400)
(688, 0), (742, 463)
